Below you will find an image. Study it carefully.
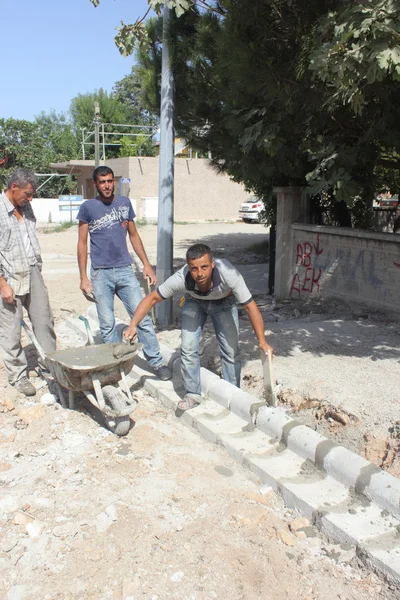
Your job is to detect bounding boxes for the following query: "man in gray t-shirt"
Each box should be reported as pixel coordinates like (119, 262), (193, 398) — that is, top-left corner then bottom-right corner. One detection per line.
(124, 243), (273, 411)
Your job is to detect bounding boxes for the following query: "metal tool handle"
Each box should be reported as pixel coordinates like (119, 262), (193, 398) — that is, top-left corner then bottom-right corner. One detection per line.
(21, 320), (47, 362)
(260, 349), (277, 407)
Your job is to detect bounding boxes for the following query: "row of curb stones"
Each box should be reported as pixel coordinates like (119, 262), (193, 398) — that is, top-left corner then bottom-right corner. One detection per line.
(59, 314), (400, 584)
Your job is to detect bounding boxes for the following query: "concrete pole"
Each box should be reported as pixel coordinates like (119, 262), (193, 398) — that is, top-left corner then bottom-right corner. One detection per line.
(155, 3), (175, 327)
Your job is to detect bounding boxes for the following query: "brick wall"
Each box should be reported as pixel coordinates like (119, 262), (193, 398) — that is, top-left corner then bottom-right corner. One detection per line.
(289, 224), (400, 311)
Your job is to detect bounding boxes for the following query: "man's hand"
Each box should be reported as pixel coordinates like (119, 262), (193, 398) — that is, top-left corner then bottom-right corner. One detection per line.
(80, 277), (93, 295)
(123, 324), (137, 342)
(260, 340), (274, 357)
(143, 265), (157, 286)
(0, 282), (14, 304)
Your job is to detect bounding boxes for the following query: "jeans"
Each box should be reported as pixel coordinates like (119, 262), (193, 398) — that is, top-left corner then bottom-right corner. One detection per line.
(0, 265), (56, 384)
(90, 265), (164, 368)
(181, 295), (240, 396)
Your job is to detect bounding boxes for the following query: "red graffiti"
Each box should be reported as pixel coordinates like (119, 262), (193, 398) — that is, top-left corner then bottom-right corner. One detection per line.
(296, 242), (313, 267)
(290, 268), (322, 296)
(394, 261), (400, 268)
(314, 234), (323, 256)
(291, 235), (324, 296)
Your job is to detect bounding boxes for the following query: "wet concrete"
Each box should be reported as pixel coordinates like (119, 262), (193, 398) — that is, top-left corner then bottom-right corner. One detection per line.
(49, 343), (138, 369)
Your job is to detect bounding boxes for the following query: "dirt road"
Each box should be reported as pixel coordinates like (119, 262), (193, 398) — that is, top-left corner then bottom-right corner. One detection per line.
(26, 222), (400, 471)
(0, 222), (399, 598)
(0, 381), (392, 600)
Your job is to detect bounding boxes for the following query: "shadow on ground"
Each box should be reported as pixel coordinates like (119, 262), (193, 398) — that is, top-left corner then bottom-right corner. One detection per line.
(175, 231), (270, 265)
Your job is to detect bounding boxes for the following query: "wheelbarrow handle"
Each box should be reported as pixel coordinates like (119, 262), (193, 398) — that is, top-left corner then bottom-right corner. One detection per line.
(21, 320), (47, 362)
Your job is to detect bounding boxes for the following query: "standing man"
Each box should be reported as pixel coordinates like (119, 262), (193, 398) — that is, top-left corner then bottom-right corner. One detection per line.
(0, 168), (56, 396)
(77, 166), (171, 380)
(124, 244), (273, 410)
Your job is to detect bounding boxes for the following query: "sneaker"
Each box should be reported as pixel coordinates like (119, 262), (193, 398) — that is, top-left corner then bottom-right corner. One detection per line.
(13, 377), (36, 397)
(153, 365), (172, 381)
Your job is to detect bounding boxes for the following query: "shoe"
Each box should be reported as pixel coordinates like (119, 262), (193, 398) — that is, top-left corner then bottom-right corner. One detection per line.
(13, 377), (36, 397)
(153, 365), (172, 381)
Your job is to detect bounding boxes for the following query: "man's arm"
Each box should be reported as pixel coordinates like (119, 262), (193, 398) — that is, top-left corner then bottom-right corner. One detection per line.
(242, 300), (274, 355)
(0, 276), (14, 304)
(77, 222), (92, 294)
(127, 221), (156, 284)
(124, 290), (164, 340)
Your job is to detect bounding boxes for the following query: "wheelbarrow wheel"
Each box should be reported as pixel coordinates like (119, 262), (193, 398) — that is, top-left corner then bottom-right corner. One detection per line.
(101, 385), (131, 437)
(104, 415), (131, 437)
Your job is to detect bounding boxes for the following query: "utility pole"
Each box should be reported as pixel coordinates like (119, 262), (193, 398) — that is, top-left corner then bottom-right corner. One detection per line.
(94, 101), (101, 167)
(156, 2), (175, 327)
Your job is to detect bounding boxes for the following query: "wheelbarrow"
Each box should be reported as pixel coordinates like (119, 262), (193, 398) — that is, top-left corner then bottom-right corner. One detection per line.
(21, 320), (140, 436)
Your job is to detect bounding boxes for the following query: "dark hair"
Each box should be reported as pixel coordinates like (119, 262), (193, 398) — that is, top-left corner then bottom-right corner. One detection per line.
(186, 244), (213, 261)
(93, 166), (114, 182)
(7, 168), (37, 190)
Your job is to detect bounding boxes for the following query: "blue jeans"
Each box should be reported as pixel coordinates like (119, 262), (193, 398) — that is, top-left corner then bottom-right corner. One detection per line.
(90, 265), (164, 368)
(181, 295), (241, 396)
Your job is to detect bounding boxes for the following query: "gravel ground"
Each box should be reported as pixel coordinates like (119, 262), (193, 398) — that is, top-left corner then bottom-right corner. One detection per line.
(8, 222), (400, 470)
(0, 367), (395, 600)
(0, 222), (399, 598)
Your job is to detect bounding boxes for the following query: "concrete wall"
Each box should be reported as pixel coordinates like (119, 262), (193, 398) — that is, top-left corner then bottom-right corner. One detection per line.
(289, 224), (400, 311)
(31, 197), (137, 224)
(74, 157), (251, 222)
(31, 198), (81, 224)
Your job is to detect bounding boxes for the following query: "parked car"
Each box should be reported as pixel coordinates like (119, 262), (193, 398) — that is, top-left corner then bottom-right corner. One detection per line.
(239, 197), (264, 223)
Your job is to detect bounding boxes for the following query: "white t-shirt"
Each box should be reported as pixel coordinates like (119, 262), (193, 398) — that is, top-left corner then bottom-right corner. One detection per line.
(157, 258), (252, 306)
(18, 220), (36, 265)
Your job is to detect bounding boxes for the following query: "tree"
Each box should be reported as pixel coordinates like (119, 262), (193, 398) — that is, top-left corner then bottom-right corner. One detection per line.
(70, 85), (157, 158)
(34, 111), (79, 161)
(118, 134), (153, 157)
(70, 88), (130, 158)
(89, 0), (400, 227)
(0, 115), (79, 196)
(113, 66), (159, 128)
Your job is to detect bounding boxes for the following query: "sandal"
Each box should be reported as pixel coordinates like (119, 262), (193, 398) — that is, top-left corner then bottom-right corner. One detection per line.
(177, 394), (201, 411)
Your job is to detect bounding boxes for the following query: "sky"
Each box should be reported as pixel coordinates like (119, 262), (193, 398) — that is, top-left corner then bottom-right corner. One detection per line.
(0, 0), (152, 121)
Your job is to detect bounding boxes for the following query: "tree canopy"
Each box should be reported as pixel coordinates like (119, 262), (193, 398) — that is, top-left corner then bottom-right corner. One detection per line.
(0, 114), (79, 197)
(89, 0), (400, 226)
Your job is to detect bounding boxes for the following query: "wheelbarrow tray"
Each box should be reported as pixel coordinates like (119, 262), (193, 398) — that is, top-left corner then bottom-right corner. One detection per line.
(45, 343), (138, 392)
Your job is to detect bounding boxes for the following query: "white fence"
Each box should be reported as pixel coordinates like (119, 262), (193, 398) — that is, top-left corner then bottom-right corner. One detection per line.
(31, 198), (138, 224)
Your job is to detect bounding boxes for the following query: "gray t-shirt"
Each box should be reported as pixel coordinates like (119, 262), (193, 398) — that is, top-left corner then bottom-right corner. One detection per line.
(157, 259), (252, 306)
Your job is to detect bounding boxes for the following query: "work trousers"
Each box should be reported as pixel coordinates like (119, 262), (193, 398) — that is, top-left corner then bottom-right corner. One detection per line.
(90, 265), (164, 368)
(0, 264), (56, 384)
(180, 295), (241, 396)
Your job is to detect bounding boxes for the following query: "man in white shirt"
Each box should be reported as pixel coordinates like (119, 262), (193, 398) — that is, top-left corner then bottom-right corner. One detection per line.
(0, 169), (56, 396)
(124, 244), (273, 410)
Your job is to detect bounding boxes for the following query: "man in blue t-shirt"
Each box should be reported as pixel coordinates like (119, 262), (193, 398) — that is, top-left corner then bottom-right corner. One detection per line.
(77, 166), (171, 381)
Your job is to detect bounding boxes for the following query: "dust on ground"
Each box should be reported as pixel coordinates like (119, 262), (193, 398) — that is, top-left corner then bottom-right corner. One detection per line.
(31, 222), (400, 473)
(1, 222), (400, 598)
(0, 381), (395, 600)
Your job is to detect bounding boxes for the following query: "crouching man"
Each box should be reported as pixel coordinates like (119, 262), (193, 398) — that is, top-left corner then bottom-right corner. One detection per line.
(124, 244), (273, 411)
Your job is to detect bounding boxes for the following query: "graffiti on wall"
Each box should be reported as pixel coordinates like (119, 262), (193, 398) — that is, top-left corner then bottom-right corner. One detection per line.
(290, 234), (324, 296)
(290, 232), (393, 297)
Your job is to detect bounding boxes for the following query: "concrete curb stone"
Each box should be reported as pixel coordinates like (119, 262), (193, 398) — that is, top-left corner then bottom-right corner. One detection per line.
(59, 316), (400, 583)
(158, 344), (400, 523)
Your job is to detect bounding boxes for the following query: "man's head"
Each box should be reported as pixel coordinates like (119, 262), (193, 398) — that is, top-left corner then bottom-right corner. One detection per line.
(6, 168), (37, 208)
(186, 244), (215, 291)
(93, 166), (115, 202)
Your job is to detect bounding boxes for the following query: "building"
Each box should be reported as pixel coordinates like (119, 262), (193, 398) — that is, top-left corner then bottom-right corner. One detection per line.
(50, 157), (252, 222)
